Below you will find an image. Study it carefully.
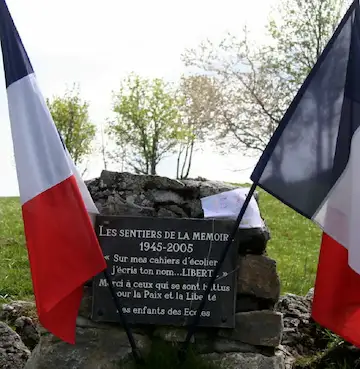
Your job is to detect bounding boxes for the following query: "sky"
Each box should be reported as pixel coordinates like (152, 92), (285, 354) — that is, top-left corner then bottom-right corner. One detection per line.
(0, 0), (276, 196)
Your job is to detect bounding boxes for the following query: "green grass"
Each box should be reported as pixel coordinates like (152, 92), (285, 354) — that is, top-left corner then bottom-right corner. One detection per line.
(257, 189), (321, 295)
(129, 340), (216, 369)
(0, 188), (322, 301)
(0, 197), (32, 301)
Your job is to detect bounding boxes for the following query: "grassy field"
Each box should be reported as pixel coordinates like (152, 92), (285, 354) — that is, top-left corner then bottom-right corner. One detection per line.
(0, 197), (32, 300)
(258, 189), (321, 295)
(0, 189), (321, 302)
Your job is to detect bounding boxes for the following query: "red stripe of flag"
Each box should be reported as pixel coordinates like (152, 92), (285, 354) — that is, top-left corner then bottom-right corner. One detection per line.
(312, 232), (360, 347)
(22, 175), (106, 343)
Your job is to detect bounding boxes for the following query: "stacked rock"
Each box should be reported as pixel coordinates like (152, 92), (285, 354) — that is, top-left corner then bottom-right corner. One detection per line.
(24, 170), (285, 369)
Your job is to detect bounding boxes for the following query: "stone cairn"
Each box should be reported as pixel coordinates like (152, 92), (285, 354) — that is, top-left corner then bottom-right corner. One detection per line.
(20, 170), (285, 369)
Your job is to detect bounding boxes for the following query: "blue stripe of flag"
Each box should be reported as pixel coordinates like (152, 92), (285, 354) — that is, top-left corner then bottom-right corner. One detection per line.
(0, 0), (33, 88)
(250, 1), (358, 219)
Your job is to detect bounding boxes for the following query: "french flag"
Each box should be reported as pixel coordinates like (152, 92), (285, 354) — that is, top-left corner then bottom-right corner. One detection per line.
(0, 1), (107, 343)
(251, 0), (360, 347)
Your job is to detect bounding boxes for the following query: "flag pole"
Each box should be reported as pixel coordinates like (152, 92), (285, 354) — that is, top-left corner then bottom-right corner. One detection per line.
(179, 182), (257, 361)
(103, 269), (143, 363)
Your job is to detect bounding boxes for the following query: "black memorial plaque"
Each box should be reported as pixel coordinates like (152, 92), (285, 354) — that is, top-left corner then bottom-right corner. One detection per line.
(92, 215), (238, 328)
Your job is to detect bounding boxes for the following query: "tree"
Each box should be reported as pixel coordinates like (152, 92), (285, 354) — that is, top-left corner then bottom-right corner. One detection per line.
(99, 121), (108, 170)
(108, 74), (188, 175)
(176, 75), (220, 179)
(182, 0), (349, 154)
(267, 0), (349, 91)
(47, 85), (96, 166)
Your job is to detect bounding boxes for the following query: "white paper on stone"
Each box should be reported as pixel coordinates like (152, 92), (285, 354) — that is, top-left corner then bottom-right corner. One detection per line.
(200, 188), (264, 229)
